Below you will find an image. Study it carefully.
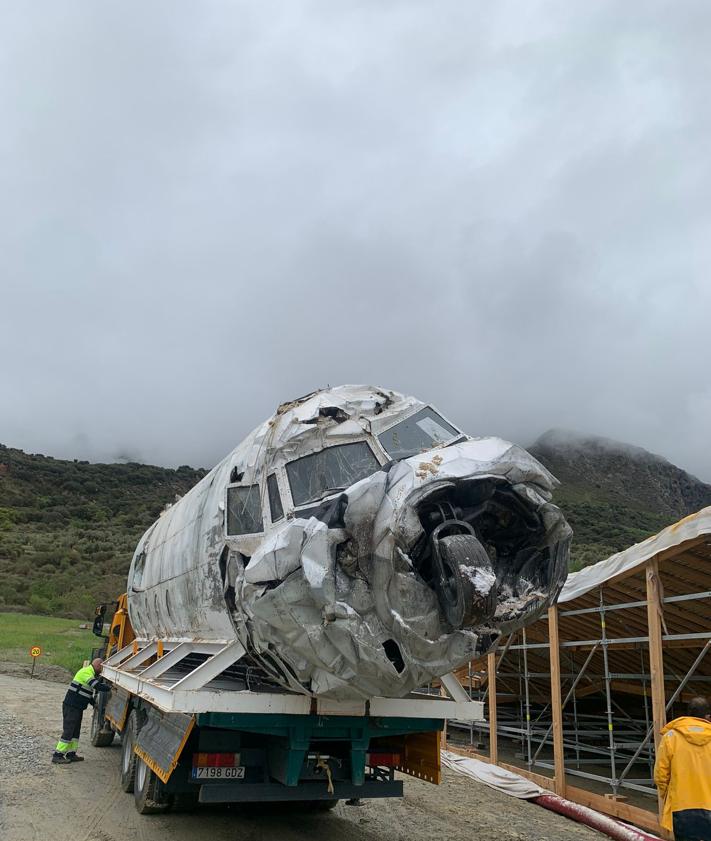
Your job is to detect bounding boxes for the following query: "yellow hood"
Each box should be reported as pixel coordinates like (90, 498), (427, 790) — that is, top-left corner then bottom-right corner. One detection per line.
(660, 716), (711, 746)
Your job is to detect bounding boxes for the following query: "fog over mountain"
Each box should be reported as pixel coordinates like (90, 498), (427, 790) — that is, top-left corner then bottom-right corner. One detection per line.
(2, 2), (710, 479)
(531, 428), (711, 519)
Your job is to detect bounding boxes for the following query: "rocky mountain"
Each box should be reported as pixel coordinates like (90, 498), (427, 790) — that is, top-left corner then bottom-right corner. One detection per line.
(1, 429), (709, 617)
(530, 429), (711, 570)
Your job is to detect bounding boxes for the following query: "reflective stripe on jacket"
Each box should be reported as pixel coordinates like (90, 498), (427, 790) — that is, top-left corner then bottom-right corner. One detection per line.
(654, 716), (711, 831)
(63, 664), (99, 710)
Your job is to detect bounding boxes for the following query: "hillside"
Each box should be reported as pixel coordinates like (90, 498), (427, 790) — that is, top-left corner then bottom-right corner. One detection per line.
(1, 431), (709, 618)
(0, 445), (206, 617)
(530, 429), (711, 570)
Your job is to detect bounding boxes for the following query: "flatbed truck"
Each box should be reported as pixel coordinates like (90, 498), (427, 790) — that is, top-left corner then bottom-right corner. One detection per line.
(89, 596), (483, 813)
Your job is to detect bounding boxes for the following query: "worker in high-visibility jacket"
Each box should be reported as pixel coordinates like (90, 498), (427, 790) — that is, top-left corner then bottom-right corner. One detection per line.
(654, 696), (711, 840)
(51, 658), (107, 765)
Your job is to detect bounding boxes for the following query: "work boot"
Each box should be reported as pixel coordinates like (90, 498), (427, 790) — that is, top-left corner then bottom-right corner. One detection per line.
(66, 752), (85, 762)
(52, 753), (72, 765)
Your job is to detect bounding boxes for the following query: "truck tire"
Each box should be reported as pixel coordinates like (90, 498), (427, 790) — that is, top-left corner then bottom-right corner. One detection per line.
(134, 757), (171, 814)
(90, 701), (114, 747)
(120, 711), (138, 793)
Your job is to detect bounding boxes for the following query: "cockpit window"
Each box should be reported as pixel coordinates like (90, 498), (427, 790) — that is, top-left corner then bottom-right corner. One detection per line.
(226, 485), (263, 535)
(286, 442), (380, 507)
(267, 473), (284, 522)
(378, 407), (460, 460)
(131, 552), (146, 591)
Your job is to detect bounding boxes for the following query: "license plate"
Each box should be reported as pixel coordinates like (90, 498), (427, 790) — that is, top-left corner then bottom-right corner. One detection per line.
(192, 766), (245, 780)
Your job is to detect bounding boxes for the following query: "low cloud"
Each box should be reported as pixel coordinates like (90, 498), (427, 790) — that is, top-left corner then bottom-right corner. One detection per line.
(1, 1), (709, 479)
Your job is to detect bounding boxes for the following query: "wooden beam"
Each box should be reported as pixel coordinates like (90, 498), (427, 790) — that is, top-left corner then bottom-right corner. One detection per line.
(564, 783), (667, 837)
(573, 680), (605, 698)
(610, 680), (697, 703)
(487, 652), (498, 765)
(547, 605), (566, 796)
(646, 557), (667, 823)
(646, 558), (667, 749)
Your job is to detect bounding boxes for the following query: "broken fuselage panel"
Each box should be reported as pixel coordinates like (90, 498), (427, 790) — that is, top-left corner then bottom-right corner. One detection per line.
(127, 385), (571, 700)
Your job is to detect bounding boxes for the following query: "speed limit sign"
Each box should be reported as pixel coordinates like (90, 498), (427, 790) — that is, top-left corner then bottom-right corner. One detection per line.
(29, 645), (41, 678)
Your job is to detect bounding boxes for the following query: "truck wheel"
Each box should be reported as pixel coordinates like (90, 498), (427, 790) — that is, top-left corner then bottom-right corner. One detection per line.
(120, 711), (138, 792)
(134, 757), (170, 814)
(90, 702), (114, 747)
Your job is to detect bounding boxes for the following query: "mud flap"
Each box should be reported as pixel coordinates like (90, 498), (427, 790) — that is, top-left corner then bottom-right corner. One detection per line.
(370, 730), (441, 784)
(133, 707), (195, 783)
(104, 686), (131, 732)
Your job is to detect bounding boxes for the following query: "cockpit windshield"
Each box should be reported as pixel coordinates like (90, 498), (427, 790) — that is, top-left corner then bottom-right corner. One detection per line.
(287, 441), (381, 507)
(378, 407), (460, 460)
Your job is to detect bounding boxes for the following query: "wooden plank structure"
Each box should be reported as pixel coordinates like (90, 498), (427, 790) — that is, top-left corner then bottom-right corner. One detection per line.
(487, 652), (498, 765)
(547, 605), (565, 796)
(445, 506), (711, 838)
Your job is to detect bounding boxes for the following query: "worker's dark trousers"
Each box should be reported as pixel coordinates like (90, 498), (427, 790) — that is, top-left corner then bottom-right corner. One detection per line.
(55, 703), (84, 754)
(673, 809), (711, 841)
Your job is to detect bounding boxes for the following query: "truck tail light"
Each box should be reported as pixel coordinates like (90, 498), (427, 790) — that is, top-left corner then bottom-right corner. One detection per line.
(193, 752), (239, 768)
(366, 752), (401, 767)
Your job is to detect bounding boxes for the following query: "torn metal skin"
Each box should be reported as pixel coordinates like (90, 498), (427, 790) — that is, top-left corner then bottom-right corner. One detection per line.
(127, 386), (571, 700)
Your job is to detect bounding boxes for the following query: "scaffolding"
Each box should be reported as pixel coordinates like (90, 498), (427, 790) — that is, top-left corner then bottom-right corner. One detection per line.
(446, 506), (711, 836)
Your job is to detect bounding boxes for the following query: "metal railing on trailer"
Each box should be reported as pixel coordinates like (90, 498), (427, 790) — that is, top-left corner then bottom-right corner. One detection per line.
(102, 637), (485, 720)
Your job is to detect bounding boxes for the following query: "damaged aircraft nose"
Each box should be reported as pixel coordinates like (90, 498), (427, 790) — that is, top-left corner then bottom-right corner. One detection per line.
(127, 385), (571, 701)
(396, 463), (571, 638)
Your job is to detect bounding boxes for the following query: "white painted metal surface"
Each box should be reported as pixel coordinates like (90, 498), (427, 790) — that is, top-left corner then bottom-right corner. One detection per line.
(103, 639), (484, 720)
(440, 672), (472, 703)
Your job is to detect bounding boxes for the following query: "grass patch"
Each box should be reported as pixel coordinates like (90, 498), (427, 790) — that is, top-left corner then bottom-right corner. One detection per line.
(0, 612), (96, 675)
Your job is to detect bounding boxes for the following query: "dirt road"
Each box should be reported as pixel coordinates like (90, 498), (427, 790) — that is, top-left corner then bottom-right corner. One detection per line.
(0, 675), (599, 841)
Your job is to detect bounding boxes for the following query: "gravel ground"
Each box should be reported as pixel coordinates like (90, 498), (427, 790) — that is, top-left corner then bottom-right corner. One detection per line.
(0, 674), (602, 841)
(0, 708), (48, 780)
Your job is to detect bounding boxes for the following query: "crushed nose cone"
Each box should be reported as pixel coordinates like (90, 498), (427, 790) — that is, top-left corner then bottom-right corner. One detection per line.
(236, 439), (570, 699)
(401, 444), (572, 645)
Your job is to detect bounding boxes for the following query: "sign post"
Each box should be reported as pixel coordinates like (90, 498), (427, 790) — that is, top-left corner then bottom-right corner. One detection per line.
(29, 645), (41, 678)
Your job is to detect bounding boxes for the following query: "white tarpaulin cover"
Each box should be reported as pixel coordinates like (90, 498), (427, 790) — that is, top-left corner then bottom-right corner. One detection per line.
(441, 750), (546, 798)
(560, 507), (711, 603)
(441, 751), (663, 841)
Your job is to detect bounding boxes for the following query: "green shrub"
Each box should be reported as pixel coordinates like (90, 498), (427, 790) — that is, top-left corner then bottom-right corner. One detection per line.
(0, 446), (206, 617)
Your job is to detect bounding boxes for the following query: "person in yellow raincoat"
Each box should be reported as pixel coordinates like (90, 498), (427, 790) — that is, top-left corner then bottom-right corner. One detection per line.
(654, 696), (711, 841)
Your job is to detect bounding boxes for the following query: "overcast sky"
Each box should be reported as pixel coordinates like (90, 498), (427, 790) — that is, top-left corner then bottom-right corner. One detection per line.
(2, 1), (710, 479)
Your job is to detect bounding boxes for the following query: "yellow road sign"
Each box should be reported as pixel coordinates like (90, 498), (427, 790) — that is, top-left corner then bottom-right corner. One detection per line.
(30, 645), (42, 658)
